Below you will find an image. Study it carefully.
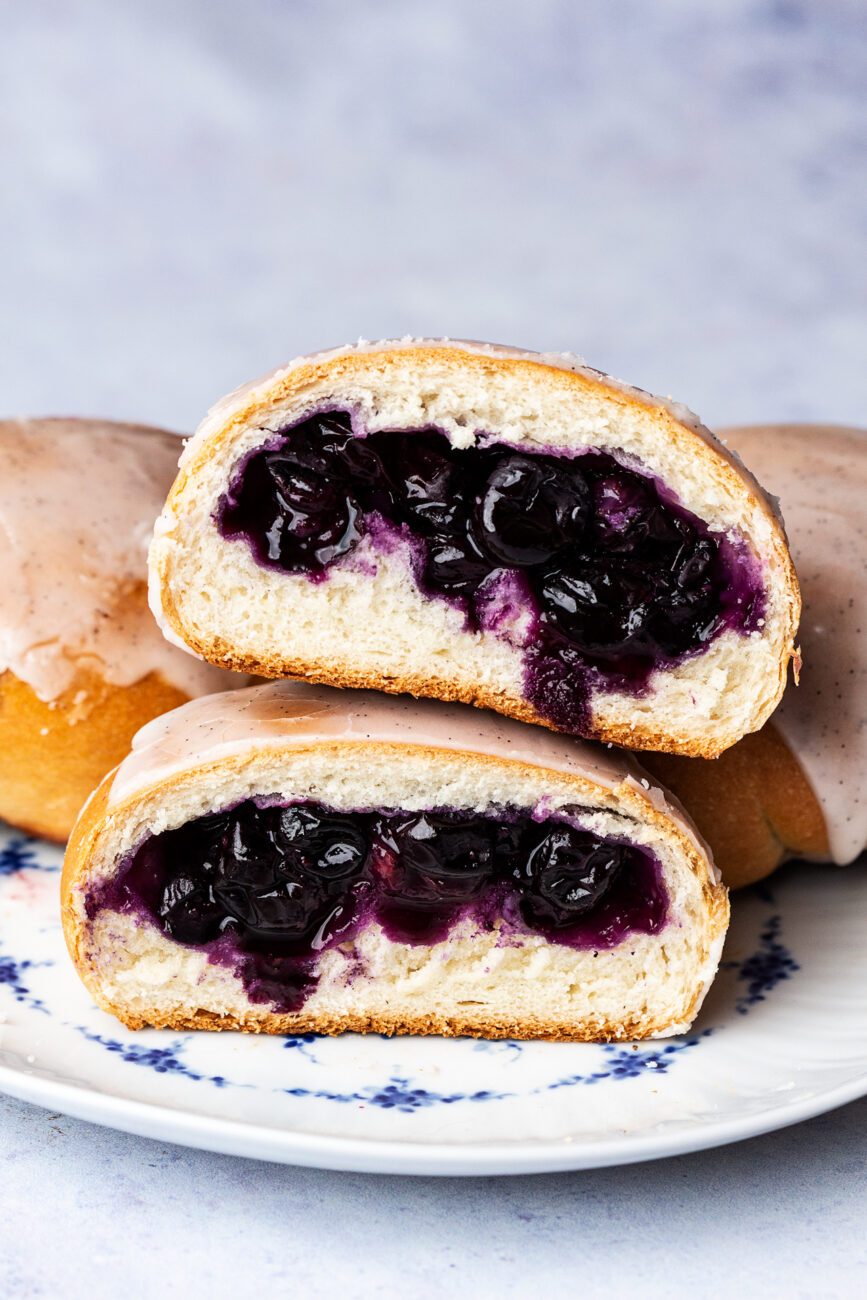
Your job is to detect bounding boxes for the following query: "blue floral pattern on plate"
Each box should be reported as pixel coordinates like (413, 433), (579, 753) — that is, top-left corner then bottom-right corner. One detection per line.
(74, 1029), (234, 1088)
(1, 819), (865, 1172)
(0, 837), (51, 876)
(724, 911), (801, 1014)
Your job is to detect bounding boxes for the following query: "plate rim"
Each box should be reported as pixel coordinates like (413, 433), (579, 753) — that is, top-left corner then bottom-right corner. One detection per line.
(2, 1056), (865, 1175)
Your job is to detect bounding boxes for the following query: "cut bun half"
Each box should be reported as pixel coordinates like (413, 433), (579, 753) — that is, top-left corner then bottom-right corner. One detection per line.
(149, 340), (800, 757)
(62, 681), (728, 1042)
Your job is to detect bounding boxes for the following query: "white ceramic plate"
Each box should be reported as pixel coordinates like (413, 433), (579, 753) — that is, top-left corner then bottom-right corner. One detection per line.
(1, 822), (865, 1175)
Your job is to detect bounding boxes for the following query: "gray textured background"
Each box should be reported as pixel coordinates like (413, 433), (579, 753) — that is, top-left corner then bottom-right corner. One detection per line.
(1, 0), (865, 434)
(1, 2), (865, 1297)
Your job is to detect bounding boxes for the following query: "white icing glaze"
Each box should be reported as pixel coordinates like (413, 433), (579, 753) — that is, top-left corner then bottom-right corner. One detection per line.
(108, 679), (716, 877)
(0, 418), (243, 702)
(725, 424), (867, 864)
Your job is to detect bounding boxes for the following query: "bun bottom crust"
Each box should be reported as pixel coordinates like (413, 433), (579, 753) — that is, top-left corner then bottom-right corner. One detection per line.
(0, 669), (190, 842)
(174, 633), (737, 761)
(92, 1003), (703, 1043)
(642, 722), (829, 889)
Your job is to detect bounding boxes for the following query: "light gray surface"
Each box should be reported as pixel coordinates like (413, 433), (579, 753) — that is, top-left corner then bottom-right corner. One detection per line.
(1, 1090), (865, 1300)
(0, 0), (865, 1295)
(1, 0), (866, 434)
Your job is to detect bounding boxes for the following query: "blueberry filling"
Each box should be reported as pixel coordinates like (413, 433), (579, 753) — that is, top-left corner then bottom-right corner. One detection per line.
(217, 412), (764, 732)
(90, 800), (668, 1013)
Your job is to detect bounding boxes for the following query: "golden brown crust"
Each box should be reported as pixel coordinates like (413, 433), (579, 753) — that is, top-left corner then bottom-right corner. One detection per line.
(61, 738), (728, 1043)
(90, 1005), (701, 1044)
(157, 636), (766, 763)
(61, 775), (112, 920)
(642, 721), (829, 889)
(0, 668), (191, 843)
(152, 344), (800, 760)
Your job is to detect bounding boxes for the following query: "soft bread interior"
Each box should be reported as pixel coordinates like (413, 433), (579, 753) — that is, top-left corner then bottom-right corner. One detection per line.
(150, 346), (799, 757)
(65, 744), (729, 1041)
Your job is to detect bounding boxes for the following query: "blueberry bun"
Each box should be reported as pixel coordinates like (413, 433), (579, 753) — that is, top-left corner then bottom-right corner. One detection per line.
(0, 417), (246, 841)
(62, 681), (727, 1042)
(149, 340), (799, 758)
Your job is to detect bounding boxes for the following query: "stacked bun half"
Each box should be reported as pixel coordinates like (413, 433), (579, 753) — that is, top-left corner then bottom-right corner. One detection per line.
(52, 340), (863, 1042)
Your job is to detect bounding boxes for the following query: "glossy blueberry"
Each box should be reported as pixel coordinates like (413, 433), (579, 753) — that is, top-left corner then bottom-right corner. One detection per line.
(219, 414), (363, 573)
(276, 805), (369, 880)
(516, 825), (627, 929)
(422, 529), (492, 597)
(540, 558), (654, 655)
(383, 433), (468, 536)
(214, 813), (281, 887)
(370, 811), (498, 904)
(262, 456), (361, 571)
(157, 874), (225, 946)
(214, 877), (326, 943)
(123, 802), (370, 951)
(591, 472), (679, 551)
(475, 454), (590, 567)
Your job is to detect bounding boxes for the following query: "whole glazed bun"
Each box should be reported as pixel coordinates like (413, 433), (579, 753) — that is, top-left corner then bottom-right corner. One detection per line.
(643, 424), (866, 888)
(149, 339), (800, 760)
(0, 417), (246, 842)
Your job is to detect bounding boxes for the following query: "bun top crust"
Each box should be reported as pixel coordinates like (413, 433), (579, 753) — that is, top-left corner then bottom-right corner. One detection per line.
(148, 340), (800, 755)
(176, 338), (786, 525)
(107, 679), (717, 879)
(0, 417), (242, 703)
(725, 424), (867, 864)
